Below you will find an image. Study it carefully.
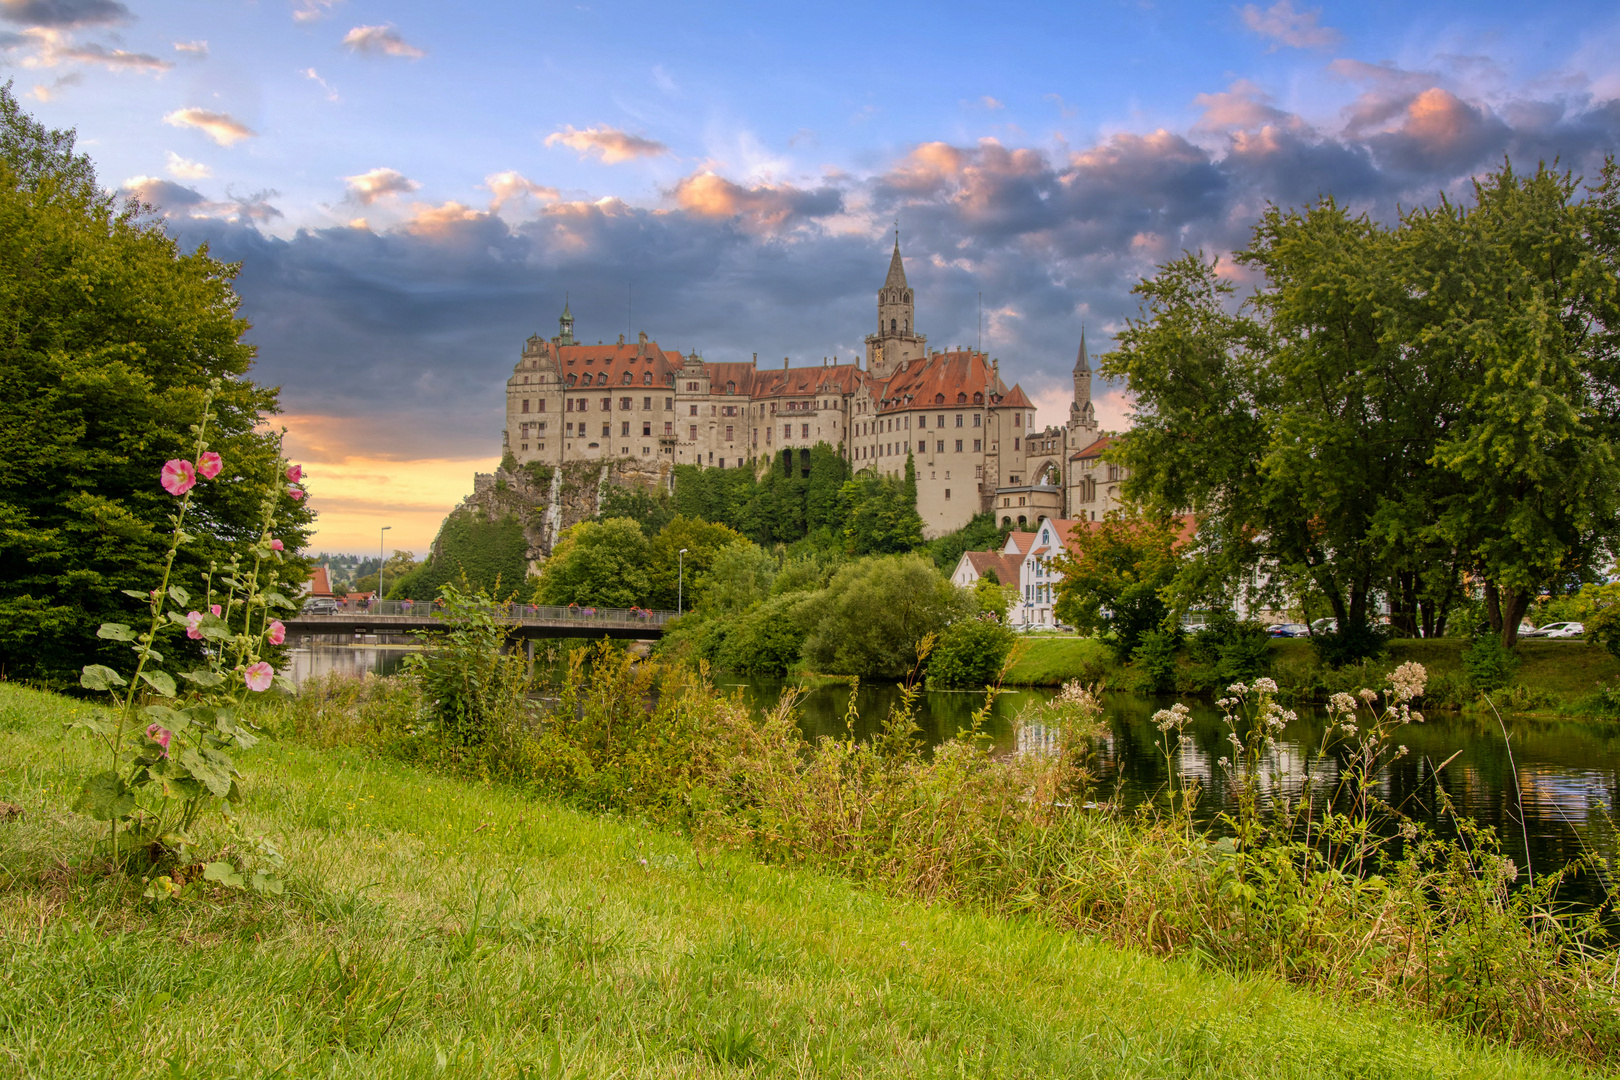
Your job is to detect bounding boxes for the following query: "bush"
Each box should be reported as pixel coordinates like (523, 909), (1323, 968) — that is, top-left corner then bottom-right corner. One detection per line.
(1184, 616), (1271, 690)
(927, 615), (1015, 688)
(1128, 629), (1179, 693)
(1312, 621), (1386, 668)
(403, 584), (529, 746)
(716, 594), (811, 676)
(1463, 634), (1519, 694)
(798, 554), (974, 678)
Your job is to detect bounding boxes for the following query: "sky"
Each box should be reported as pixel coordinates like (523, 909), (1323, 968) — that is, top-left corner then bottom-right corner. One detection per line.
(5, 0), (1618, 555)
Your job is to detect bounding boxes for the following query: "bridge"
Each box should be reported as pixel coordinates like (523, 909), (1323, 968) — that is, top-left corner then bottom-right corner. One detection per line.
(283, 600), (677, 641)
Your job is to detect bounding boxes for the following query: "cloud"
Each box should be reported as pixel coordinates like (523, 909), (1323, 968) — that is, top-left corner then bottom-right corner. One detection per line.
(165, 150), (210, 179)
(164, 107), (255, 146)
(291, 0), (339, 22)
(25, 71), (78, 99)
(0, 0), (127, 28)
(544, 125), (669, 164)
(671, 171), (843, 233)
(341, 23), (424, 59)
(1193, 79), (1296, 132)
(485, 170), (559, 212)
(1238, 0), (1340, 50)
(301, 66), (338, 101)
(172, 39), (206, 57)
(344, 167), (419, 204)
(980, 96), (1004, 110)
(120, 176), (283, 223)
(15, 29), (173, 72)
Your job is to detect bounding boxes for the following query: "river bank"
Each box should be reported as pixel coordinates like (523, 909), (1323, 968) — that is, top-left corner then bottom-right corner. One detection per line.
(1003, 634), (1620, 715)
(0, 681), (1594, 1079)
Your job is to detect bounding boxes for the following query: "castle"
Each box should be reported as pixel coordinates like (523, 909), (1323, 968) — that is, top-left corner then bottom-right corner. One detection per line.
(502, 238), (1126, 538)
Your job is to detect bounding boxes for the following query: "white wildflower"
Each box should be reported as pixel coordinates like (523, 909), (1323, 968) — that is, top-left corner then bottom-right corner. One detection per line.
(1253, 677), (1278, 694)
(1227, 682), (1249, 696)
(1389, 661), (1427, 702)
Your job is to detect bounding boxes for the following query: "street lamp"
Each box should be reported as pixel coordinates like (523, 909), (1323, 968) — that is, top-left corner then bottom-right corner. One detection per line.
(379, 526), (391, 609)
(678, 548), (688, 615)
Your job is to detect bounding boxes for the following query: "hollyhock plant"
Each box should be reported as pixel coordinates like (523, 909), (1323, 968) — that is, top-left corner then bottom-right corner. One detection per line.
(287, 486), (305, 501)
(72, 380), (300, 892)
(286, 464), (302, 483)
(244, 661), (274, 692)
(161, 459), (196, 496)
(270, 539), (284, 552)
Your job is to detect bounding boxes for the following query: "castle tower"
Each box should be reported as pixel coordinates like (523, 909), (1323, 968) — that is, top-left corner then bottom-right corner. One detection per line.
(1069, 328), (1097, 434)
(864, 233), (926, 377)
(557, 299), (575, 346)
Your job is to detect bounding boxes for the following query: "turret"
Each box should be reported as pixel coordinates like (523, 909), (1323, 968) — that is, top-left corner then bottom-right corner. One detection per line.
(558, 299), (575, 346)
(1069, 328), (1097, 431)
(865, 231), (927, 377)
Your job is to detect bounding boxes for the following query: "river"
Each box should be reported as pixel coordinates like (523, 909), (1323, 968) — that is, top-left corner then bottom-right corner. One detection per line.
(286, 645), (1618, 902)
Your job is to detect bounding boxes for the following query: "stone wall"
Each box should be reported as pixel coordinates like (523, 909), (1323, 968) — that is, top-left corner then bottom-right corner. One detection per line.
(439, 456), (672, 573)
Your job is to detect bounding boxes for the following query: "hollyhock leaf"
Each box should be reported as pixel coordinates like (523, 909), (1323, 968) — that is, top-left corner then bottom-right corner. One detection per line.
(272, 674), (298, 695)
(80, 665), (127, 691)
(202, 861), (245, 889)
(180, 669), (224, 688)
(97, 623), (135, 641)
(135, 646), (164, 663)
(122, 589), (152, 600)
(263, 591), (294, 610)
(250, 871), (284, 896)
(139, 670), (177, 698)
(180, 749), (233, 797)
(168, 584), (190, 605)
(167, 611), (194, 626)
(73, 772), (135, 822)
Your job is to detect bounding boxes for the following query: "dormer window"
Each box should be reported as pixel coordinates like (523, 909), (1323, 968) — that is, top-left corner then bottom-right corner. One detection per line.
(974, 392), (983, 404)
(957, 392), (967, 404)
(643, 371), (653, 385)
(623, 372), (633, 384)
(935, 393), (945, 404)
(566, 374), (577, 386)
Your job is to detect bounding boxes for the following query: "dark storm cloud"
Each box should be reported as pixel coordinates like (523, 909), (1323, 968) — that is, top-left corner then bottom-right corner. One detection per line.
(0, 0), (128, 28)
(168, 84), (1620, 458)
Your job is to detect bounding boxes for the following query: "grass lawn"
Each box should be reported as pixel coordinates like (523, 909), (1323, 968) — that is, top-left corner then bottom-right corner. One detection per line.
(0, 682), (1594, 1079)
(1002, 636), (1117, 687)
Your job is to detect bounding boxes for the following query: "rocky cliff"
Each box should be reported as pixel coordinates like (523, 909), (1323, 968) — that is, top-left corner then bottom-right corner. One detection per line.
(436, 457), (673, 573)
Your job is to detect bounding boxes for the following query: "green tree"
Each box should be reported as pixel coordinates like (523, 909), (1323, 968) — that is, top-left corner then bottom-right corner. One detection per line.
(0, 84), (314, 680)
(596, 485), (675, 537)
(715, 593), (813, 675)
(393, 512), (527, 600)
(1051, 508), (1183, 659)
(534, 518), (651, 608)
(927, 615), (1015, 688)
(647, 515), (748, 610)
(798, 554), (974, 677)
(701, 541), (776, 615)
(928, 510), (1009, 571)
(839, 468), (925, 555)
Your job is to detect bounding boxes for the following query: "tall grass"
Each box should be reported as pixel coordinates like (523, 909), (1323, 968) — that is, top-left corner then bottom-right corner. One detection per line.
(276, 645), (1620, 1069)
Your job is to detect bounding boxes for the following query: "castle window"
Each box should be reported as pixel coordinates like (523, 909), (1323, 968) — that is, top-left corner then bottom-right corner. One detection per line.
(974, 439), (982, 452)
(522, 375), (529, 384)
(538, 399), (546, 412)
(623, 372), (633, 384)
(936, 440), (944, 452)
(643, 423), (651, 436)
(689, 404), (698, 416)
(955, 440), (963, 452)
(974, 413), (981, 427)
(622, 421), (630, 436)
(935, 393), (944, 404)
(601, 397), (611, 411)
(602, 424), (610, 437)
(975, 465), (983, 478)
(689, 424), (698, 440)
(686, 381), (699, 391)
(521, 399), (530, 414)
(619, 397), (631, 410)
(945, 488), (950, 499)
(643, 372), (653, 385)
(567, 374), (577, 386)
(726, 425), (733, 440)
(955, 414), (963, 427)
(918, 415), (926, 429)
(974, 392), (983, 404)
(726, 381), (736, 394)
(957, 392), (967, 404)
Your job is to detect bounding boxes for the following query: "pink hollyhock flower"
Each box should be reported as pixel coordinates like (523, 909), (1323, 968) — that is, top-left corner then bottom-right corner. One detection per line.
(197, 451), (222, 480)
(210, 604), (221, 617)
(244, 662), (274, 693)
(286, 464), (303, 483)
(287, 486), (305, 501)
(161, 459), (196, 496)
(270, 539), (284, 552)
(184, 611), (204, 640)
(268, 620), (286, 645)
(145, 723), (172, 757)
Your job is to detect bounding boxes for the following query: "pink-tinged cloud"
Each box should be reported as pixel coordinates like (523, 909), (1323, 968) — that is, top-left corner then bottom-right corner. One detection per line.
(19, 29), (172, 72)
(671, 171), (841, 232)
(1192, 80), (1297, 132)
(292, 0), (339, 22)
(544, 125), (669, 164)
(1238, 0), (1340, 50)
(344, 167), (419, 204)
(485, 170), (559, 212)
(342, 23), (424, 59)
(165, 151), (209, 179)
(403, 200), (490, 238)
(172, 39), (206, 57)
(164, 107), (255, 146)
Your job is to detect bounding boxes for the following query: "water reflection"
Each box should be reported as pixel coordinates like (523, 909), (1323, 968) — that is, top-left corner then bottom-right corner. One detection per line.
(282, 645), (413, 684)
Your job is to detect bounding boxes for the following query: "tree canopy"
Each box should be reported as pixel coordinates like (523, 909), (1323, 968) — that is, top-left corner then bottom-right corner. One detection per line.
(1105, 159), (1620, 651)
(0, 84), (313, 681)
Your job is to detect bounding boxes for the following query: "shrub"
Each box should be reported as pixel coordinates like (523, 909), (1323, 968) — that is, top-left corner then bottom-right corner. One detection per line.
(1312, 621), (1386, 667)
(716, 594), (811, 675)
(927, 615), (1015, 688)
(1128, 629), (1179, 693)
(797, 554), (974, 677)
(1462, 634), (1519, 694)
(403, 583), (529, 746)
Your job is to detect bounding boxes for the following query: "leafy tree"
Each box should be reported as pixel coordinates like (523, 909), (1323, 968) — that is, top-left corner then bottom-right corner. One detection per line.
(647, 515), (748, 610)
(1051, 508), (1182, 659)
(715, 593), (813, 675)
(927, 615), (1014, 688)
(596, 484), (675, 537)
(701, 541), (776, 615)
(805, 442), (851, 532)
(971, 574), (1014, 619)
(353, 550), (419, 595)
(798, 554), (974, 677)
(534, 518), (651, 608)
(393, 512), (527, 600)
(928, 510), (1010, 571)
(839, 467), (924, 555)
(1106, 159), (1620, 654)
(0, 84), (314, 681)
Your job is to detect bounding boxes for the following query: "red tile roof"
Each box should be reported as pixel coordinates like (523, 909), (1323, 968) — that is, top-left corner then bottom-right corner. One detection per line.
(997, 385), (1034, 409)
(961, 550), (1023, 586)
(750, 363), (865, 399)
(1070, 434), (1120, 461)
(307, 566), (333, 597)
(1004, 531), (1037, 555)
(554, 340), (684, 390)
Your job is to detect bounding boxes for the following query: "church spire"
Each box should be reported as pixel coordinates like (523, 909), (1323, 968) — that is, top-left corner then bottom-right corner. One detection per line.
(884, 230), (908, 290)
(1074, 325), (1091, 374)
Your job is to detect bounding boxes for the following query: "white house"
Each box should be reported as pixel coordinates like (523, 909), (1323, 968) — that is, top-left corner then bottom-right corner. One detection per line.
(1010, 517), (1087, 627)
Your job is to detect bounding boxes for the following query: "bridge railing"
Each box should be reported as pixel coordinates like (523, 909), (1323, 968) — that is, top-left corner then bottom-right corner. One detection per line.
(297, 599), (678, 627)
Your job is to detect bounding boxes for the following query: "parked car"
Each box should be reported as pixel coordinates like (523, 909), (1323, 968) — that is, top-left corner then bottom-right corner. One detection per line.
(301, 597), (339, 615)
(1521, 621), (1584, 639)
(1310, 617), (1338, 635)
(1268, 622), (1309, 638)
